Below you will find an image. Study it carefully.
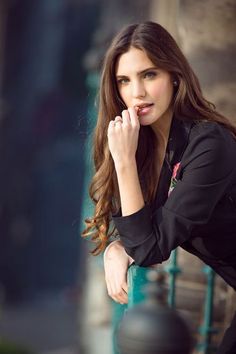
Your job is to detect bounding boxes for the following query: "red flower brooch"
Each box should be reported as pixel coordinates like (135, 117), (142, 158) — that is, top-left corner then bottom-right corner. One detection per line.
(168, 162), (181, 196)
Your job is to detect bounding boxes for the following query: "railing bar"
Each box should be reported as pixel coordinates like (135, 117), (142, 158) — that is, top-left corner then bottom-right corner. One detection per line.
(198, 266), (218, 354)
(164, 248), (181, 308)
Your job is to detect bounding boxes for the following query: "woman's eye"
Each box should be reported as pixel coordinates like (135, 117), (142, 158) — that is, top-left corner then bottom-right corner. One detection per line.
(144, 71), (157, 79)
(117, 78), (129, 85)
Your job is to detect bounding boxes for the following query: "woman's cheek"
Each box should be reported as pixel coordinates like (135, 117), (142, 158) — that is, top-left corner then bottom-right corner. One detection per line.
(150, 79), (171, 97)
(119, 87), (130, 107)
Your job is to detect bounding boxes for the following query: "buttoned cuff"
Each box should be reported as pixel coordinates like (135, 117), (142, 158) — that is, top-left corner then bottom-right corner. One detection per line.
(112, 205), (153, 248)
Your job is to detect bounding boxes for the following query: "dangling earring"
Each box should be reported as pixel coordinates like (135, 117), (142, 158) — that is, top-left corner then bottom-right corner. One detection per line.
(173, 80), (178, 87)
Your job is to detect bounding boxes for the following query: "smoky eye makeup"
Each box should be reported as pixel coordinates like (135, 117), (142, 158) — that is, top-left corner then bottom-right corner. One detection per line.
(143, 70), (158, 78)
(116, 77), (129, 85)
(116, 67), (160, 83)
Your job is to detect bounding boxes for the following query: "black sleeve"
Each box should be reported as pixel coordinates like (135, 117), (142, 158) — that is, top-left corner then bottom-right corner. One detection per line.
(112, 123), (236, 266)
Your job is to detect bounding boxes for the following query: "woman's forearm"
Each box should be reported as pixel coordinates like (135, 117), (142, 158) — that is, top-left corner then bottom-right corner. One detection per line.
(107, 107), (144, 217)
(115, 159), (145, 216)
(103, 239), (133, 304)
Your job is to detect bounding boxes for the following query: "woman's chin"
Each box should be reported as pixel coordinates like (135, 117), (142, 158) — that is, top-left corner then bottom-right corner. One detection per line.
(139, 115), (157, 126)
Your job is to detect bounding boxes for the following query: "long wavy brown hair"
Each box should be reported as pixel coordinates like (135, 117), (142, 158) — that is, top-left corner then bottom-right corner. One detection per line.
(82, 21), (236, 255)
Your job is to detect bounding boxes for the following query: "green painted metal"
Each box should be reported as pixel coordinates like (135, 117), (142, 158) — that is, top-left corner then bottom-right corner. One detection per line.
(127, 264), (150, 307)
(112, 264), (150, 354)
(111, 253), (182, 354)
(125, 250), (182, 311)
(198, 266), (218, 354)
(112, 302), (128, 354)
(112, 251), (219, 354)
(164, 249), (181, 308)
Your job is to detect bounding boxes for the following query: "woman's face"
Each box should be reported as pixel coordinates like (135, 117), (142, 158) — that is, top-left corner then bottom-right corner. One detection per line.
(116, 47), (174, 127)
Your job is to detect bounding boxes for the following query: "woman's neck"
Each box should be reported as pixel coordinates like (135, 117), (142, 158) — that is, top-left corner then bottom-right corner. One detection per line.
(151, 109), (173, 151)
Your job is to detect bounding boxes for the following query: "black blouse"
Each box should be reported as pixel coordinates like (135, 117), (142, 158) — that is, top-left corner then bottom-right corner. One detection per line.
(113, 118), (236, 290)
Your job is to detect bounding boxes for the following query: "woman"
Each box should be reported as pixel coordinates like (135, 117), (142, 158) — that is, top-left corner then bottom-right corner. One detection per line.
(83, 22), (236, 353)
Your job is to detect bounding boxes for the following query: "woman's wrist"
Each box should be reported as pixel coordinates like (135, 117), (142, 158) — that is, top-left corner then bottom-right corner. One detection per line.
(114, 158), (137, 173)
(103, 240), (123, 259)
(103, 240), (134, 265)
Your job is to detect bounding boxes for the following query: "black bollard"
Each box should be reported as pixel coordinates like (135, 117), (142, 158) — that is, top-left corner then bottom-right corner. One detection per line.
(116, 271), (194, 354)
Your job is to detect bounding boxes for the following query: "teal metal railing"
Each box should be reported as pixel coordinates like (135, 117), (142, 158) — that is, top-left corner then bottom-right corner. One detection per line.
(112, 248), (218, 354)
(112, 266), (149, 354)
(164, 249), (181, 308)
(198, 266), (218, 353)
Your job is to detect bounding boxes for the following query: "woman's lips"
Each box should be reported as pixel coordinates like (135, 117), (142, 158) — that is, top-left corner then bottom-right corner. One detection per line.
(137, 104), (154, 116)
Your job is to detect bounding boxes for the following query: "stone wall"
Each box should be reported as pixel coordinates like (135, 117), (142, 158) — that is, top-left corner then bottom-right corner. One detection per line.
(150, 0), (236, 124)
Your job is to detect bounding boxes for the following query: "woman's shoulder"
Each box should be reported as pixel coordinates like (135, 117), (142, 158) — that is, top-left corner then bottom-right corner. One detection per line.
(180, 119), (236, 168)
(189, 120), (235, 146)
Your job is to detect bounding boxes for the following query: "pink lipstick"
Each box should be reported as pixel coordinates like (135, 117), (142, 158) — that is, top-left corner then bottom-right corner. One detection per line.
(137, 103), (153, 116)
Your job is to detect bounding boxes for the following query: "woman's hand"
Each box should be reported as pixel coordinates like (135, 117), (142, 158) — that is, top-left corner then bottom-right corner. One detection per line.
(104, 240), (134, 304)
(107, 107), (140, 168)
(107, 107), (144, 216)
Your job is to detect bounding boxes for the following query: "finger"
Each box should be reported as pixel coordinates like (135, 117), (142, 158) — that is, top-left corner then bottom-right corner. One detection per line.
(114, 289), (128, 304)
(121, 109), (131, 125)
(122, 282), (128, 294)
(108, 120), (115, 130)
(113, 117), (122, 129)
(128, 107), (139, 126)
(120, 293), (128, 304)
(115, 280), (128, 303)
(114, 116), (123, 123)
(109, 283), (128, 304)
(114, 116), (123, 127)
(108, 116), (122, 129)
(109, 290), (126, 305)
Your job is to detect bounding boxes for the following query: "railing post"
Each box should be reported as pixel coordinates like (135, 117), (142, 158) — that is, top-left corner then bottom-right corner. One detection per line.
(116, 269), (193, 354)
(198, 266), (218, 354)
(113, 248), (182, 354)
(164, 249), (181, 308)
(127, 265), (150, 308)
(112, 265), (150, 354)
(112, 302), (127, 354)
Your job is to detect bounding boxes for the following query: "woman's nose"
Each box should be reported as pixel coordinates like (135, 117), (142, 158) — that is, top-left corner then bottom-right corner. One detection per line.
(131, 81), (145, 98)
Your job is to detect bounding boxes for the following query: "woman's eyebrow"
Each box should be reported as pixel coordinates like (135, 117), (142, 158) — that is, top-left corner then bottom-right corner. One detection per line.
(116, 66), (158, 78)
(137, 66), (158, 74)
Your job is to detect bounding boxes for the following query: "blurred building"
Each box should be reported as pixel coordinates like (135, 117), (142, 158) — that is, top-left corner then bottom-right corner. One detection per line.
(0, 0), (100, 352)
